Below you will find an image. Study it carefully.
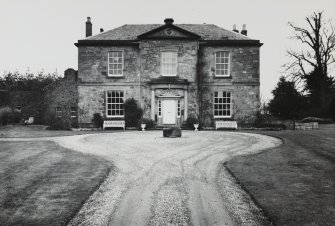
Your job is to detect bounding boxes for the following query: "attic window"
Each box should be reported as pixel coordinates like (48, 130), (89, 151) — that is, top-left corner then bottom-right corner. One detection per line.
(165, 28), (173, 36)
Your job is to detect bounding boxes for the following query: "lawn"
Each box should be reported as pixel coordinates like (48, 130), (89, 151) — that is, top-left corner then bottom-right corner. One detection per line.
(0, 124), (121, 138)
(0, 140), (112, 225)
(225, 125), (335, 226)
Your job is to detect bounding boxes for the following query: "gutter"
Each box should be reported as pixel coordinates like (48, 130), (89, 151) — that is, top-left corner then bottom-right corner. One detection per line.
(74, 39), (263, 47)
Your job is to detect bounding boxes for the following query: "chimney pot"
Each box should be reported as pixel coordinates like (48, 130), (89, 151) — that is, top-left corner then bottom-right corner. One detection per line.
(164, 18), (174, 25)
(86, 17), (92, 37)
(233, 24), (239, 33)
(241, 24), (247, 36)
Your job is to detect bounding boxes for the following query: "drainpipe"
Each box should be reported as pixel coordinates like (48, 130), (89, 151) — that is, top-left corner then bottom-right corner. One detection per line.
(139, 47), (142, 110)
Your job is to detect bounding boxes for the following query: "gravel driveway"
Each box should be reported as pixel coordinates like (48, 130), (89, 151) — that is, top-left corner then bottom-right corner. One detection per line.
(55, 131), (280, 226)
(2, 131), (280, 225)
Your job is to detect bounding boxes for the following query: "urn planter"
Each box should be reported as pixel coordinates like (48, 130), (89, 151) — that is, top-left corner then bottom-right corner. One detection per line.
(194, 124), (199, 131)
(141, 124), (146, 131)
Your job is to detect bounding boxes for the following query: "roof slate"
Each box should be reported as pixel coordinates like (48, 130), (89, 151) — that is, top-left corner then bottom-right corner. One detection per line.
(82, 24), (254, 41)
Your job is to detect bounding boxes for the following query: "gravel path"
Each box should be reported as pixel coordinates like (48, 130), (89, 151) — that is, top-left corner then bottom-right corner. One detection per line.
(1, 131), (281, 226)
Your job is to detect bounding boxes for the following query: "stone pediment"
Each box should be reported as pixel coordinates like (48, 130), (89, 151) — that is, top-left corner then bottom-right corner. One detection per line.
(138, 24), (201, 40)
(157, 90), (181, 97)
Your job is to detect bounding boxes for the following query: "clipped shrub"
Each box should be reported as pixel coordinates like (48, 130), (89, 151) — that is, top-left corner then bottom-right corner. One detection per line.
(186, 115), (199, 129)
(140, 118), (155, 129)
(0, 106), (23, 125)
(0, 106), (12, 125)
(92, 113), (103, 128)
(301, 117), (333, 124)
(254, 123), (286, 130)
(124, 98), (143, 128)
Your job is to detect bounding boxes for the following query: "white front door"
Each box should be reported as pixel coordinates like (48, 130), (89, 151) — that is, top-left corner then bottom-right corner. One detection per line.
(162, 99), (176, 124)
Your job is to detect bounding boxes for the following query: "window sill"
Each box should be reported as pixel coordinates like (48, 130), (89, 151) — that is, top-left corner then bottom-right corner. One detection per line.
(214, 75), (232, 79)
(106, 116), (125, 119)
(213, 116), (233, 120)
(161, 75), (178, 77)
(107, 75), (124, 78)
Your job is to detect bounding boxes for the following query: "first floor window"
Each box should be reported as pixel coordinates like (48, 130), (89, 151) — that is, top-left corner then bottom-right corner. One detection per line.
(214, 91), (232, 117)
(56, 107), (62, 118)
(108, 51), (123, 76)
(161, 51), (178, 76)
(71, 107), (77, 118)
(106, 91), (124, 117)
(215, 51), (230, 76)
(158, 100), (162, 117)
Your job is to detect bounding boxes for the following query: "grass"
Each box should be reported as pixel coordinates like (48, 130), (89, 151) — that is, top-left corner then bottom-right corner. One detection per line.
(0, 124), (121, 138)
(225, 124), (335, 225)
(0, 140), (112, 225)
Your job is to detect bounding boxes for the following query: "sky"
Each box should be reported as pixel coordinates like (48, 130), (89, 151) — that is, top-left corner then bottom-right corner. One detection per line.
(1, 0), (335, 101)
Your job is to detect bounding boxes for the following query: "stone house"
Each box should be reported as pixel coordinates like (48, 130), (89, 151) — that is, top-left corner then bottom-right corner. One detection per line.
(75, 18), (262, 128)
(43, 68), (78, 127)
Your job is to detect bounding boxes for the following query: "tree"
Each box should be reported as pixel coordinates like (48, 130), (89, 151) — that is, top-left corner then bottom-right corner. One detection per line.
(285, 11), (335, 115)
(124, 98), (143, 127)
(268, 77), (304, 119)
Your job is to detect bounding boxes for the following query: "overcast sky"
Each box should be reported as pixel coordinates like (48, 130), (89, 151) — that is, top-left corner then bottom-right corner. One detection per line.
(1, 0), (335, 100)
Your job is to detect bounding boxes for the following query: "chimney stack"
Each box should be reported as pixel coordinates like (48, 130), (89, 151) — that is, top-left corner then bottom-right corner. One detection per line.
(86, 17), (92, 37)
(164, 18), (174, 25)
(233, 24), (239, 33)
(100, 28), (104, 33)
(241, 24), (247, 36)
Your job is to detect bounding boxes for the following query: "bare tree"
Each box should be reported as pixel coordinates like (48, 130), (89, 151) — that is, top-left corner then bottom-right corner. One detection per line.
(285, 11), (335, 114)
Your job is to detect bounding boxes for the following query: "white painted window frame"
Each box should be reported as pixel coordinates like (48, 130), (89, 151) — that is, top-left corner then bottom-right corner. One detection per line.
(70, 107), (77, 118)
(55, 107), (62, 118)
(161, 51), (178, 77)
(213, 91), (232, 118)
(108, 51), (124, 77)
(177, 99), (181, 118)
(215, 51), (230, 77)
(106, 90), (125, 118)
(158, 100), (162, 118)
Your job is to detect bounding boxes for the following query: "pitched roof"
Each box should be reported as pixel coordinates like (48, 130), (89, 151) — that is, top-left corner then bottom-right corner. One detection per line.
(82, 24), (254, 41)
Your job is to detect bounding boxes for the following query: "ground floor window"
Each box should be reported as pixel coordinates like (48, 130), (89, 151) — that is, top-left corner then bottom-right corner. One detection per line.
(71, 107), (77, 118)
(214, 91), (231, 117)
(106, 91), (124, 117)
(56, 107), (62, 118)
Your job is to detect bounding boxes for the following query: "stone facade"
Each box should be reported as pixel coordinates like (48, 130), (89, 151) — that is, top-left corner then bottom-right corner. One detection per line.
(76, 19), (262, 128)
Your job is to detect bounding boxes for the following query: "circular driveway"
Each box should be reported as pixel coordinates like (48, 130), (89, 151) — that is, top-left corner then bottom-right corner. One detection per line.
(54, 131), (280, 226)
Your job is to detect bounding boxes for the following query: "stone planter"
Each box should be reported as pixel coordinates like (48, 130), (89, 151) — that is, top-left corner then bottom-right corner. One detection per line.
(194, 124), (199, 131)
(141, 124), (146, 131)
(163, 127), (182, 137)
